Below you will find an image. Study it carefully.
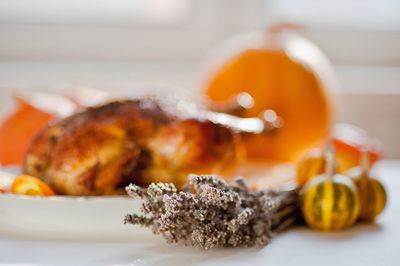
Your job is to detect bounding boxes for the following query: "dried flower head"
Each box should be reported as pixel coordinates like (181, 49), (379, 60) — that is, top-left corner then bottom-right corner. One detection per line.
(125, 174), (298, 249)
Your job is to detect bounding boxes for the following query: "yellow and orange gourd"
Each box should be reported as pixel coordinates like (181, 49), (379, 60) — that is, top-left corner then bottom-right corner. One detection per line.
(300, 148), (360, 231)
(346, 150), (387, 221)
(296, 148), (327, 187)
(296, 145), (347, 187)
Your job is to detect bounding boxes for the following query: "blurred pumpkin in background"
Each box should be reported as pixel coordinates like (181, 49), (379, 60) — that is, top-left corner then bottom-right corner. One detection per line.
(204, 24), (338, 162)
(0, 92), (77, 166)
(333, 123), (383, 172)
(0, 98), (54, 165)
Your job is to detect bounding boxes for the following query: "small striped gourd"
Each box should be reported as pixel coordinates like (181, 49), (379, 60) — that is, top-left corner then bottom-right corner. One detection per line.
(346, 167), (387, 221)
(300, 146), (360, 231)
(301, 173), (360, 230)
(296, 148), (326, 187)
(297, 147), (342, 187)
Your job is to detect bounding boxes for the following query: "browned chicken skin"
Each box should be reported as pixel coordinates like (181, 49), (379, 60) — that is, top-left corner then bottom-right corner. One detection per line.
(23, 98), (249, 195)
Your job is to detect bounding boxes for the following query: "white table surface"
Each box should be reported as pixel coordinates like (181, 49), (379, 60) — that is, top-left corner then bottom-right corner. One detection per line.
(0, 160), (399, 266)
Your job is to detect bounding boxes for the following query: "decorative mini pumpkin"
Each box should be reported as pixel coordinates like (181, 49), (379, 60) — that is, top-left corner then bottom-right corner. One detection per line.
(204, 24), (337, 162)
(297, 148), (326, 187)
(346, 149), (387, 221)
(301, 148), (360, 231)
(296, 145), (344, 187)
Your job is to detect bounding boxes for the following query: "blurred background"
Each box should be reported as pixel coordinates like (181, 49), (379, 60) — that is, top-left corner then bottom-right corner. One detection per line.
(0, 0), (399, 157)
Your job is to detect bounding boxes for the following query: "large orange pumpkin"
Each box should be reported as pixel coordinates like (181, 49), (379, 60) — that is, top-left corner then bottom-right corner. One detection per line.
(204, 25), (337, 162)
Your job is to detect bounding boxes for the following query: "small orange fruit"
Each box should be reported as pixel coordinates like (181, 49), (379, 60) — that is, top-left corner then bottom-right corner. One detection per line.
(11, 175), (55, 196)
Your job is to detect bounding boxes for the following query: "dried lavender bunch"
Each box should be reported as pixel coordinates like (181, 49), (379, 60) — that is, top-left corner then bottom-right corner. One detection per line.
(125, 175), (298, 249)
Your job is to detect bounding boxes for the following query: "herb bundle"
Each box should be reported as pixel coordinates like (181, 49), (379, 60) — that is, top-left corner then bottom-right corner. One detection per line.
(125, 175), (298, 249)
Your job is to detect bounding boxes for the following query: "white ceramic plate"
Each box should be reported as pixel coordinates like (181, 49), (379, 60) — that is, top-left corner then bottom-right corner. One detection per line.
(0, 194), (150, 240)
(0, 167), (149, 240)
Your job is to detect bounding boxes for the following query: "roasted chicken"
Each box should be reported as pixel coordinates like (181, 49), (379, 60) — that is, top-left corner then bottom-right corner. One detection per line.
(23, 97), (279, 196)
